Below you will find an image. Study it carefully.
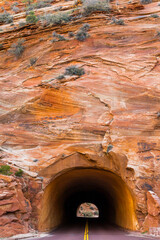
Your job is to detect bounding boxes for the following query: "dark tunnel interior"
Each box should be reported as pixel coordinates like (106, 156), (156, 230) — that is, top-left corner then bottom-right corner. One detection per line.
(39, 168), (138, 231)
(63, 182), (116, 225)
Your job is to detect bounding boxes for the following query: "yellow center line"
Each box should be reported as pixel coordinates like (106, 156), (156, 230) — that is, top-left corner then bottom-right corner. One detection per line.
(84, 220), (89, 240)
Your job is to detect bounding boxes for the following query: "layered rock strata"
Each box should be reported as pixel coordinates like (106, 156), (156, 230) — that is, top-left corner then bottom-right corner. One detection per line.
(0, 0), (160, 237)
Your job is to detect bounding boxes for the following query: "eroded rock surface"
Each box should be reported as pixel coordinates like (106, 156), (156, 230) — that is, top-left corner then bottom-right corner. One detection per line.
(0, 0), (160, 237)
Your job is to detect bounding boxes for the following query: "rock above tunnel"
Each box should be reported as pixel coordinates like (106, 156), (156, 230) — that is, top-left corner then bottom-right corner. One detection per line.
(147, 191), (160, 217)
(0, 0), (160, 237)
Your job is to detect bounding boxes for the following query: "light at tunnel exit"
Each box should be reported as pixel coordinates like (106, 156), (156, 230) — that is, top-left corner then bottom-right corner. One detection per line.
(77, 202), (99, 218)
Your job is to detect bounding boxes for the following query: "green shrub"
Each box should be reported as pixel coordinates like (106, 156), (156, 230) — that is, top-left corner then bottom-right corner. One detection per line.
(15, 169), (23, 177)
(12, 6), (20, 13)
(75, 23), (90, 41)
(80, 23), (90, 31)
(82, 0), (110, 16)
(40, 11), (70, 26)
(26, 0), (53, 10)
(52, 31), (67, 41)
(76, 29), (89, 41)
(150, 14), (159, 18)
(0, 44), (3, 50)
(9, 39), (25, 58)
(30, 57), (37, 66)
(84, 212), (93, 217)
(33, 0), (51, 9)
(0, 165), (12, 176)
(157, 31), (160, 36)
(65, 65), (85, 76)
(19, 21), (26, 27)
(94, 211), (99, 215)
(68, 31), (74, 37)
(0, 12), (13, 24)
(23, 0), (33, 5)
(26, 11), (38, 24)
(111, 17), (124, 25)
(140, 0), (152, 4)
(56, 74), (65, 80)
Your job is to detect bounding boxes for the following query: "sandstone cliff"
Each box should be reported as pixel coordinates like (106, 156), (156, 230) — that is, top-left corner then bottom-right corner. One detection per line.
(0, 0), (160, 237)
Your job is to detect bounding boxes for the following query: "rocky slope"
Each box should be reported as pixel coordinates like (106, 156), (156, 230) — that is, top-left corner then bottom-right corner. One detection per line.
(0, 0), (160, 237)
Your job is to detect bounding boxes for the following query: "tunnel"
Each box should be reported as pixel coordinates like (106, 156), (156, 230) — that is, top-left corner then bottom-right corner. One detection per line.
(39, 168), (138, 231)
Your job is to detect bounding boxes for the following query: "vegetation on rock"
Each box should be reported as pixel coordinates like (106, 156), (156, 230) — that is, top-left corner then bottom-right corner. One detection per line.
(76, 29), (89, 41)
(0, 165), (12, 176)
(26, 11), (38, 24)
(51, 31), (67, 42)
(140, 0), (152, 4)
(0, 12), (13, 24)
(30, 57), (37, 66)
(65, 66), (85, 76)
(15, 169), (23, 177)
(111, 17), (125, 25)
(82, 0), (110, 16)
(76, 23), (90, 41)
(56, 74), (65, 80)
(9, 39), (25, 58)
(40, 12), (70, 26)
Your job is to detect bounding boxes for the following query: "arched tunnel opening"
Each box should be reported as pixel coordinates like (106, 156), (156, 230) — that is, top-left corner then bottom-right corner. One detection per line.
(39, 168), (138, 232)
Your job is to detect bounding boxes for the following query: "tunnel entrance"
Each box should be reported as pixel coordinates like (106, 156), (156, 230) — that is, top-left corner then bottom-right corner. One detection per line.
(77, 202), (99, 218)
(39, 168), (138, 231)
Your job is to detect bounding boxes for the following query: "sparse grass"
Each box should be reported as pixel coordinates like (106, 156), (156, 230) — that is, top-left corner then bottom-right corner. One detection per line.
(0, 165), (12, 176)
(82, 0), (110, 16)
(30, 57), (37, 66)
(33, 0), (51, 9)
(52, 31), (67, 41)
(111, 17), (125, 25)
(75, 23), (90, 41)
(68, 31), (74, 37)
(76, 29), (89, 41)
(83, 212), (93, 217)
(56, 74), (65, 80)
(150, 14), (159, 18)
(40, 11), (70, 26)
(80, 23), (90, 31)
(26, 0), (54, 10)
(15, 169), (23, 177)
(156, 31), (160, 36)
(12, 6), (20, 13)
(26, 11), (38, 24)
(0, 44), (3, 50)
(23, 0), (33, 6)
(140, 0), (152, 4)
(19, 21), (26, 27)
(9, 39), (25, 58)
(65, 65), (85, 76)
(0, 12), (13, 24)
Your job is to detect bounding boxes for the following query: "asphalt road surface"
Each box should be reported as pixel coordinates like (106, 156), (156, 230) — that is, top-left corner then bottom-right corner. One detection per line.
(30, 220), (156, 240)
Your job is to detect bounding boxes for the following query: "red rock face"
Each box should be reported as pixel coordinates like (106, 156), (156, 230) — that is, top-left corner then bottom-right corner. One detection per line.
(147, 191), (160, 217)
(142, 191), (160, 231)
(0, 0), (160, 237)
(0, 174), (32, 238)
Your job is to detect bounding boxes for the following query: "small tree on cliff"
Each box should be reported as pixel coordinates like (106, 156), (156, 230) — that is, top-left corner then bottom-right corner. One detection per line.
(26, 11), (38, 24)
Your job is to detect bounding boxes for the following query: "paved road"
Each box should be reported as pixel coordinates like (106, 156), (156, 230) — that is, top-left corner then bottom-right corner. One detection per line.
(29, 221), (156, 240)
